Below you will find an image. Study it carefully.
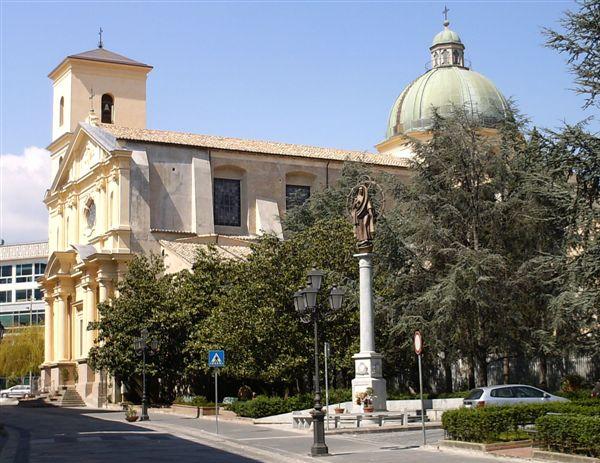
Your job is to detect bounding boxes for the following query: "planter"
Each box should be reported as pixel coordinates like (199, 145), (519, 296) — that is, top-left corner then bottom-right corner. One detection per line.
(126, 415), (139, 422)
(363, 407), (374, 413)
(334, 407), (345, 414)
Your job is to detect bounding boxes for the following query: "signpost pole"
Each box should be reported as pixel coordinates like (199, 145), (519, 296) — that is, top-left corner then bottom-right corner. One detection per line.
(208, 350), (225, 435)
(418, 352), (426, 445)
(414, 331), (426, 446)
(215, 368), (219, 435)
(324, 342), (330, 430)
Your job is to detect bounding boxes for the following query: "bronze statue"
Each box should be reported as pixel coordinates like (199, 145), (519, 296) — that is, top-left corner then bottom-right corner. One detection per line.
(352, 184), (375, 251)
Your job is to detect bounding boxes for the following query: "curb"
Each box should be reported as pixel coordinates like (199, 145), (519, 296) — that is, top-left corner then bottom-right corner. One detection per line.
(532, 450), (599, 463)
(325, 423), (443, 435)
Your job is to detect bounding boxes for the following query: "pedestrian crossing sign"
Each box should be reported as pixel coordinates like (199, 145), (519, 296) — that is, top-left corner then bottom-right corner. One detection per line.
(208, 350), (225, 368)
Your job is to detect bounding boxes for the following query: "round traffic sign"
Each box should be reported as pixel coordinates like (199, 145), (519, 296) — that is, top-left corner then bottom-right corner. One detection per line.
(414, 331), (423, 355)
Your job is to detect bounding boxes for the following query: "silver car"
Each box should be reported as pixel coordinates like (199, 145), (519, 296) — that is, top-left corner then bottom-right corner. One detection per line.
(0, 385), (32, 398)
(463, 384), (568, 407)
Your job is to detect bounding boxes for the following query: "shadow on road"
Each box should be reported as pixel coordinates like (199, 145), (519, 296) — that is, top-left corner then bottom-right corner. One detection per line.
(0, 405), (262, 463)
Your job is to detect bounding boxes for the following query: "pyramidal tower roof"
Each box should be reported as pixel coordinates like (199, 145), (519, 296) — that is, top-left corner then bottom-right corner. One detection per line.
(49, 45), (152, 79)
(66, 48), (152, 68)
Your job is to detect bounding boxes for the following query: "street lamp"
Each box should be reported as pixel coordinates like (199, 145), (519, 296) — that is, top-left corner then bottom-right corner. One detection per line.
(133, 328), (158, 421)
(294, 271), (345, 457)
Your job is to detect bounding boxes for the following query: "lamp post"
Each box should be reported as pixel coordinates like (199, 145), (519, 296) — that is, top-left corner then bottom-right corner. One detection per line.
(134, 328), (158, 421)
(293, 269), (344, 457)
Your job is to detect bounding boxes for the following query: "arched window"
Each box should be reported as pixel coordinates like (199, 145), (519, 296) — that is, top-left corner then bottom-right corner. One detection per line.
(101, 94), (114, 124)
(59, 97), (64, 126)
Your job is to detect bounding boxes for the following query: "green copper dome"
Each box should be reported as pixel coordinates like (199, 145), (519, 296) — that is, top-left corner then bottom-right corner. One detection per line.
(386, 20), (508, 139)
(431, 27), (462, 46)
(387, 67), (509, 138)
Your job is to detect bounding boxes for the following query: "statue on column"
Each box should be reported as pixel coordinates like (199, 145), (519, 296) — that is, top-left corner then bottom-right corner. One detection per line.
(350, 182), (378, 252)
(349, 179), (387, 411)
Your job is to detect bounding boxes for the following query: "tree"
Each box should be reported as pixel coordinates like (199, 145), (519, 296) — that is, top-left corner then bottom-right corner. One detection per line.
(541, 0), (600, 369)
(544, 0), (600, 109)
(88, 254), (193, 402)
(0, 326), (44, 380)
(187, 220), (360, 394)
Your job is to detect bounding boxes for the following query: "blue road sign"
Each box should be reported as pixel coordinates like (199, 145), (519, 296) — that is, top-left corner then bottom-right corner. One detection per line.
(208, 350), (225, 368)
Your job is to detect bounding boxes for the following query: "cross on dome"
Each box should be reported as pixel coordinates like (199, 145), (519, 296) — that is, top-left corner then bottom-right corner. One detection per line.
(443, 5), (450, 26)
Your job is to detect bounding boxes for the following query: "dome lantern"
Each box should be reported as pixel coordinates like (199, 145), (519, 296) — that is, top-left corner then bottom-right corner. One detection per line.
(430, 7), (465, 68)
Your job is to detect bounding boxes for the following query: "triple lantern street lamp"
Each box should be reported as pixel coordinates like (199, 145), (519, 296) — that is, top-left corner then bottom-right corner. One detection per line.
(293, 268), (344, 457)
(134, 328), (158, 421)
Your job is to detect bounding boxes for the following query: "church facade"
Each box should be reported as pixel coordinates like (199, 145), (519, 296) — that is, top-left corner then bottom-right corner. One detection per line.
(39, 19), (507, 406)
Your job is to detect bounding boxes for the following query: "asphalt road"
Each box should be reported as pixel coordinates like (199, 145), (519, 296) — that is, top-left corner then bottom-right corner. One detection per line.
(0, 404), (519, 463)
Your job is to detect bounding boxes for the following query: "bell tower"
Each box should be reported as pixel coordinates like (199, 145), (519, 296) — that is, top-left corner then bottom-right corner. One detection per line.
(48, 38), (152, 142)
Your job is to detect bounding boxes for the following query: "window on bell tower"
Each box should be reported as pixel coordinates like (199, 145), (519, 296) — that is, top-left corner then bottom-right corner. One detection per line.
(101, 94), (114, 124)
(59, 97), (64, 126)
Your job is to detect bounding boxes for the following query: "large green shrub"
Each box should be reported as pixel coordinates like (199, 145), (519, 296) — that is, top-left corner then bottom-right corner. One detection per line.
(442, 403), (600, 443)
(228, 389), (352, 418)
(173, 395), (214, 407)
(536, 414), (600, 457)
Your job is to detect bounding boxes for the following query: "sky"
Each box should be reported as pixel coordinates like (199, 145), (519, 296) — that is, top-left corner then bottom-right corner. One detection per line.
(0, 0), (593, 244)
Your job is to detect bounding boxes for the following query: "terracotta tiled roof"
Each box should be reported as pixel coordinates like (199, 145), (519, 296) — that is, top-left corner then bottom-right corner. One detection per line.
(100, 125), (410, 168)
(0, 242), (49, 261)
(159, 240), (252, 264)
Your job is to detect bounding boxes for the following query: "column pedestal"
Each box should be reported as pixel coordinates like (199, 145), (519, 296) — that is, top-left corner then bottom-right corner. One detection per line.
(351, 252), (387, 411)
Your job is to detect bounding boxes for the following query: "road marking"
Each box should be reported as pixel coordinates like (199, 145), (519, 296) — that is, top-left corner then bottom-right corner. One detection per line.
(235, 435), (308, 441)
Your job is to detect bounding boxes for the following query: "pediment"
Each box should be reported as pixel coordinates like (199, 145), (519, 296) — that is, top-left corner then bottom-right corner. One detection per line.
(49, 123), (120, 195)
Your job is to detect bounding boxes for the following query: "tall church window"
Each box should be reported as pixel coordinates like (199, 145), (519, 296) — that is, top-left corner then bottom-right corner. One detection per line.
(59, 97), (64, 126)
(286, 185), (311, 210)
(101, 94), (114, 124)
(213, 178), (241, 227)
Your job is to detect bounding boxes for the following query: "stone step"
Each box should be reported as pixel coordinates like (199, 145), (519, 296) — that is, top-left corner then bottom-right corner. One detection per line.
(45, 388), (86, 407)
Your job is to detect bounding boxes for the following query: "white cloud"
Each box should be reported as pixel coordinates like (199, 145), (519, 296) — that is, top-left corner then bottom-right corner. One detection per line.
(0, 146), (51, 244)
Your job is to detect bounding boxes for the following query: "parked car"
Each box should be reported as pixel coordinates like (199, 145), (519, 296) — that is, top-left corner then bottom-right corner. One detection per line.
(463, 384), (569, 408)
(0, 385), (32, 398)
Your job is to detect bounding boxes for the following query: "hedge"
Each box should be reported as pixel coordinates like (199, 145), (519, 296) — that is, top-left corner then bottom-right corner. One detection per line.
(442, 402), (600, 443)
(228, 389), (354, 419)
(173, 395), (214, 407)
(536, 414), (600, 458)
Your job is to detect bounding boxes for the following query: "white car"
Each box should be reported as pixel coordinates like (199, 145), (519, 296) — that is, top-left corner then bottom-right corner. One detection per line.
(0, 385), (32, 398)
(463, 384), (568, 408)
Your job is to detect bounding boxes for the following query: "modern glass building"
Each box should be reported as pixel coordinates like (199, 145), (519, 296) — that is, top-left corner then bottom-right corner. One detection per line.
(0, 242), (48, 330)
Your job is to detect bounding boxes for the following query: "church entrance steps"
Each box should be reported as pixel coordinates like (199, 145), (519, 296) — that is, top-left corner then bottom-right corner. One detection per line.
(43, 387), (86, 407)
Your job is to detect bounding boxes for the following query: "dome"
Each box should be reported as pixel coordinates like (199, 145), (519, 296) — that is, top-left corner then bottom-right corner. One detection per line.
(386, 66), (509, 138)
(431, 27), (462, 47)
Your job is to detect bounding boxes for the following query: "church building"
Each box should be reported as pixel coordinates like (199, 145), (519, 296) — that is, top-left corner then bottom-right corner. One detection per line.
(40, 19), (508, 406)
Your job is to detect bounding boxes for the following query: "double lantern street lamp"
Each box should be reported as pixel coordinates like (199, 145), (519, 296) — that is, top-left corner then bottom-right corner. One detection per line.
(134, 328), (158, 421)
(293, 268), (345, 457)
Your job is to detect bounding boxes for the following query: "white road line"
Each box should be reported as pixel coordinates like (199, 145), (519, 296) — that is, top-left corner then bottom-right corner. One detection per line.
(235, 436), (309, 441)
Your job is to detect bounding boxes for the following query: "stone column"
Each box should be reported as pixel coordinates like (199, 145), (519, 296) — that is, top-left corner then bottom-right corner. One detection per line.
(44, 296), (54, 363)
(84, 283), (96, 355)
(358, 254), (375, 353)
(54, 292), (67, 362)
(351, 252), (387, 411)
(98, 278), (110, 303)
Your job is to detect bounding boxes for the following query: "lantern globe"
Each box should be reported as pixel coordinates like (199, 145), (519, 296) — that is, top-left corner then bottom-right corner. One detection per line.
(303, 285), (318, 309)
(307, 268), (325, 291)
(329, 285), (345, 310)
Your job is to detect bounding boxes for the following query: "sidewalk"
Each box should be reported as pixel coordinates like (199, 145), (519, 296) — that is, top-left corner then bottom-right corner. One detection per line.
(89, 409), (522, 463)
